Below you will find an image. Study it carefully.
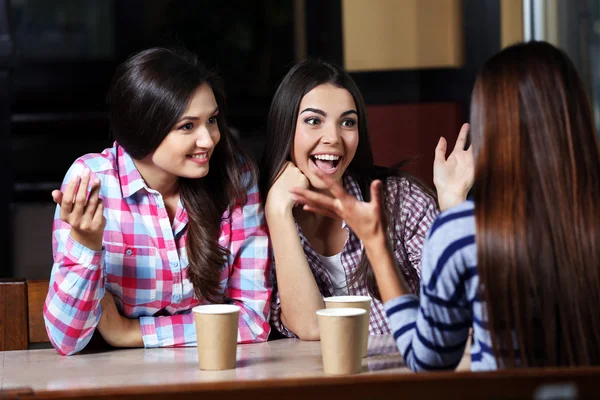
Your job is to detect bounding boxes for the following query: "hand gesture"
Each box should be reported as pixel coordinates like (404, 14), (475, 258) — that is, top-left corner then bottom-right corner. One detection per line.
(433, 123), (474, 211)
(52, 168), (106, 250)
(290, 169), (386, 245)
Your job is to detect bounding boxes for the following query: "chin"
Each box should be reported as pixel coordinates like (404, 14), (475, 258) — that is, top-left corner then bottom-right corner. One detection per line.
(181, 167), (210, 179)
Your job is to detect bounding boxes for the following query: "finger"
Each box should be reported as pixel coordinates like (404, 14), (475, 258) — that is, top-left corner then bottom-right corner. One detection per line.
(434, 137), (447, 163)
(83, 179), (101, 220)
(290, 187), (338, 210)
(369, 180), (384, 209)
(303, 205), (339, 219)
(92, 200), (105, 227)
(61, 174), (81, 213)
(51, 190), (63, 204)
(312, 168), (351, 201)
(73, 169), (91, 214)
(453, 123), (470, 152)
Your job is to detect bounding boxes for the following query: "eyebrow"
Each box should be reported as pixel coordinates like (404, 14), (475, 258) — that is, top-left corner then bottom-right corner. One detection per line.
(176, 107), (219, 124)
(300, 108), (358, 117)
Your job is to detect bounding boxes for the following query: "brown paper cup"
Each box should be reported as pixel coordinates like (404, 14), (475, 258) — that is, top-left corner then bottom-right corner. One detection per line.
(324, 295), (372, 357)
(317, 308), (368, 375)
(193, 304), (240, 370)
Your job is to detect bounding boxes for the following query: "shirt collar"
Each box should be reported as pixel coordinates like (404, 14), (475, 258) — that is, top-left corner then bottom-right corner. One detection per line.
(115, 143), (147, 198)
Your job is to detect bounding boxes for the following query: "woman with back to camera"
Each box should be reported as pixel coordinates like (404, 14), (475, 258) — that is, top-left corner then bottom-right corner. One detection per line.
(44, 48), (272, 355)
(292, 41), (600, 370)
(260, 59), (473, 340)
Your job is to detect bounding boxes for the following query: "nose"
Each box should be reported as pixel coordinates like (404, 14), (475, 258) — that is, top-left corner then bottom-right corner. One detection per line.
(195, 126), (216, 149)
(321, 123), (341, 145)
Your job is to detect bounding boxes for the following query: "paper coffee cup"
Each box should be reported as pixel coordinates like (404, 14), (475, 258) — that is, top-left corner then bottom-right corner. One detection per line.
(317, 308), (367, 375)
(324, 295), (371, 357)
(193, 304), (240, 370)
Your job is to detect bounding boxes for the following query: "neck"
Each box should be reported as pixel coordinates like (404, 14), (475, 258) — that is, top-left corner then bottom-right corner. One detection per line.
(133, 157), (179, 198)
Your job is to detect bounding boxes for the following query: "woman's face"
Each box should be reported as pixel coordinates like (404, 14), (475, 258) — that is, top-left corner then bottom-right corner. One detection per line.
(150, 83), (221, 180)
(291, 83), (359, 190)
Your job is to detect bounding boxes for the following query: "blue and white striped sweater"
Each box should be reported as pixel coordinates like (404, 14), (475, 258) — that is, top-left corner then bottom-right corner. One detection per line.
(384, 200), (498, 371)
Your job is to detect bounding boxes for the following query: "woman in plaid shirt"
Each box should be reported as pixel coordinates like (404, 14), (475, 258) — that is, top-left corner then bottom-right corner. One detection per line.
(260, 59), (472, 340)
(44, 48), (272, 355)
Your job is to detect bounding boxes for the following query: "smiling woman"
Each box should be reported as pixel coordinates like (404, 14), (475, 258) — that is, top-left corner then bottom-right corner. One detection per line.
(43, 47), (272, 355)
(259, 59), (473, 340)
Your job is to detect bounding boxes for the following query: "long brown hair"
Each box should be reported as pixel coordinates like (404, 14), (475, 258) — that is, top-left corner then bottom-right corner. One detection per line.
(471, 41), (600, 367)
(260, 59), (433, 299)
(109, 48), (255, 303)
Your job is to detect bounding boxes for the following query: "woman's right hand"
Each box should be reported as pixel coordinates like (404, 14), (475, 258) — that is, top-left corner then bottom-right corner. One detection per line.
(51, 168), (106, 251)
(265, 162), (309, 217)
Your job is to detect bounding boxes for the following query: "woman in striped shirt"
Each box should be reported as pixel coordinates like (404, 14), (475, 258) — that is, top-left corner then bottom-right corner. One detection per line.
(44, 48), (272, 355)
(260, 59), (473, 340)
(291, 41), (600, 370)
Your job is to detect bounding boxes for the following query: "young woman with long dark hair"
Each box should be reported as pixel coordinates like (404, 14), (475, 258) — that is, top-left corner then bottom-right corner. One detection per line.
(44, 48), (272, 355)
(260, 59), (473, 340)
(292, 41), (600, 370)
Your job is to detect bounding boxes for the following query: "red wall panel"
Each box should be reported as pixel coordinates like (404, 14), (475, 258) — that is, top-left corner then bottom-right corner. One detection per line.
(366, 103), (465, 187)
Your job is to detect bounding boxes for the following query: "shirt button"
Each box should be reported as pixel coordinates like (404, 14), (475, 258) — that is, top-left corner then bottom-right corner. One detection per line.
(170, 262), (178, 268)
(125, 249), (133, 256)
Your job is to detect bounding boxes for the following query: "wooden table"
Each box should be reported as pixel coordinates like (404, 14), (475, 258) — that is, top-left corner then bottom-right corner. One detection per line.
(2, 335), (599, 400)
(0, 335), (468, 391)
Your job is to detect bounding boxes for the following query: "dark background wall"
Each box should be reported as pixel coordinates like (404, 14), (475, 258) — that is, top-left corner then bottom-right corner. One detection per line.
(1, 0), (596, 279)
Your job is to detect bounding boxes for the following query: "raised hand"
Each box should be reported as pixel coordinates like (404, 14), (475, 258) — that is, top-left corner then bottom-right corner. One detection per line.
(289, 169), (386, 245)
(433, 123), (474, 211)
(51, 168), (106, 250)
(265, 161), (310, 217)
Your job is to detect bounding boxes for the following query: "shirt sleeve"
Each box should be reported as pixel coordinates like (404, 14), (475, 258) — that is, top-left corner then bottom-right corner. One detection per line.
(139, 312), (197, 348)
(43, 161), (106, 356)
(384, 210), (473, 372)
(394, 179), (439, 293)
(225, 182), (273, 343)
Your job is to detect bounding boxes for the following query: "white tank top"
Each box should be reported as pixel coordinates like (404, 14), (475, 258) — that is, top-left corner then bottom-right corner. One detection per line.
(317, 252), (347, 296)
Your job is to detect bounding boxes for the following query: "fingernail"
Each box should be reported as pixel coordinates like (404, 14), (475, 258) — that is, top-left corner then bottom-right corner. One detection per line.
(70, 174), (79, 183)
(82, 168), (91, 177)
(94, 178), (100, 185)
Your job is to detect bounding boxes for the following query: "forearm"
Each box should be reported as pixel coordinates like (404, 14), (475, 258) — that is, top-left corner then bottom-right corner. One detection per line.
(267, 209), (324, 340)
(363, 234), (409, 303)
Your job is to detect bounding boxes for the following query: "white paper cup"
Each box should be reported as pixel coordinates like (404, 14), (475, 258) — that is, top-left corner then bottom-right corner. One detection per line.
(317, 307), (368, 375)
(193, 304), (240, 370)
(324, 295), (371, 357)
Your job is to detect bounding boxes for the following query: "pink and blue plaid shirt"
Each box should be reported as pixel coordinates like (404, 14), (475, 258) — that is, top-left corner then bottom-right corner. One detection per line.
(44, 143), (272, 355)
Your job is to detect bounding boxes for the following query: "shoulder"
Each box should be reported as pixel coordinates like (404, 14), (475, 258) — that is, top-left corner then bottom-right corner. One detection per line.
(61, 146), (118, 185)
(427, 200), (476, 242)
(420, 200), (477, 288)
(67, 146), (118, 176)
(384, 176), (438, 216)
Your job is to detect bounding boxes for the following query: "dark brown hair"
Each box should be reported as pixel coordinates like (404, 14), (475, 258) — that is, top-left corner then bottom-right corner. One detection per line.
(260, 59), (433, 299)
(108, 47), (255, 303)
(471, 41), (600, 367)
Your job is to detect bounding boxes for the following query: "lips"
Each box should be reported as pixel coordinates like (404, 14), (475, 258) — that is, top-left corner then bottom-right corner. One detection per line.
(186, 152), (209, 164)
(309, 153), (342, 174)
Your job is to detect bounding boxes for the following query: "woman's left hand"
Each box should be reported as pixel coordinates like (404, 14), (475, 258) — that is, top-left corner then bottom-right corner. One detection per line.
(97, 291), (143, 347)
(289, 169), (387, 246)
(433, 123), (474, 211)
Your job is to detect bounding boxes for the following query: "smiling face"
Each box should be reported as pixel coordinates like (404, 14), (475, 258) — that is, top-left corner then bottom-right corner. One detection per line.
(291, 83), (359, 190)
(148, 83), (221, 182)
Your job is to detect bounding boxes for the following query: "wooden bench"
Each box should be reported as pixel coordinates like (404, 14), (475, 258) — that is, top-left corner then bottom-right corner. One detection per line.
(0, 279), (50, 351)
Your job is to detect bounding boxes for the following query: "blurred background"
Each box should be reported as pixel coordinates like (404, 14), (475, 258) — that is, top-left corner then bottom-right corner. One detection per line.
(0, 0), (598, 279)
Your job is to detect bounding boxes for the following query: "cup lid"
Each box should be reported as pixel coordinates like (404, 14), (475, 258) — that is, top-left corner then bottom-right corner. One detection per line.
(316, 308), (367, 317)
(192, 304), (241, 314)
(323, 295), (372, 303)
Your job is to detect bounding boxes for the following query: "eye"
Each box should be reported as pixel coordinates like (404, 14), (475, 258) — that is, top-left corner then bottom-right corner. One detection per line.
(305, 117), (321, 125)
(207, 116), (218, 125)
(179, 122), (194, 131)
(341, 118), (356, 128)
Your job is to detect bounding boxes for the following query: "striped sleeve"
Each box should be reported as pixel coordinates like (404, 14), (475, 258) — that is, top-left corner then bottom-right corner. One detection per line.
(43, 160), (106, 355)
(384, 201), (476, 372)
